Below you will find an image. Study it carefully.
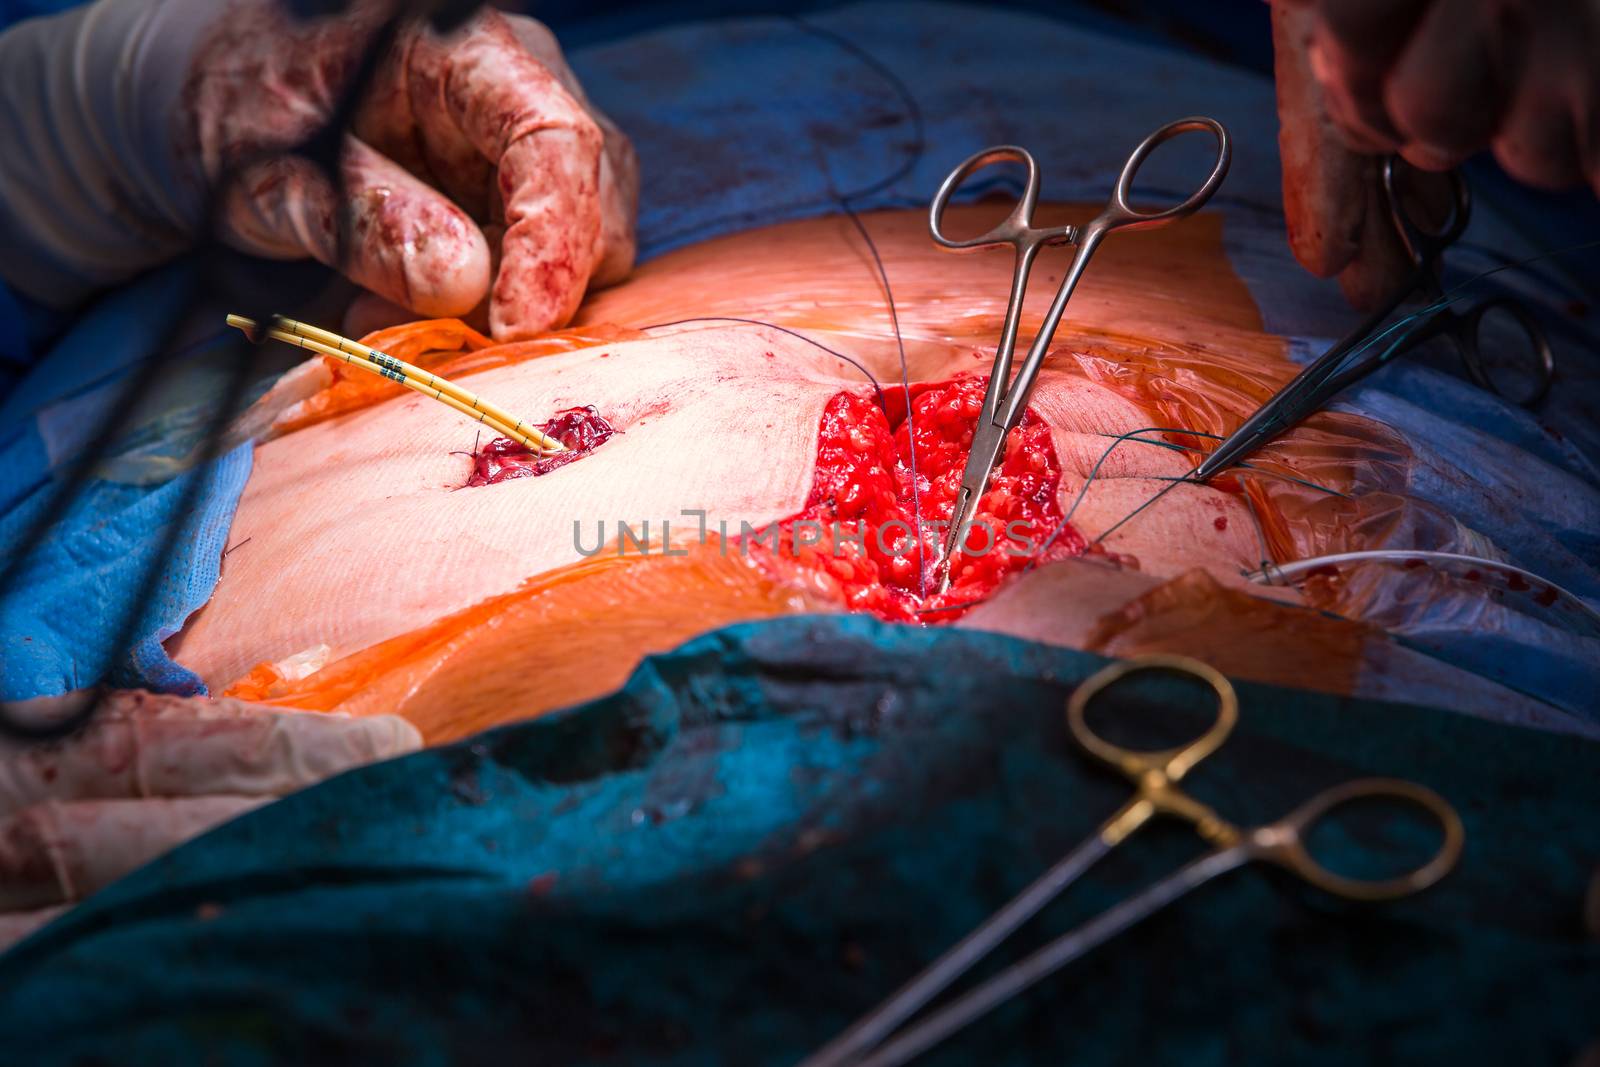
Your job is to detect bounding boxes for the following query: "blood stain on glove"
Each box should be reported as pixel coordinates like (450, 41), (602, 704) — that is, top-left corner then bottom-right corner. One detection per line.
(174, 2), (630, 337)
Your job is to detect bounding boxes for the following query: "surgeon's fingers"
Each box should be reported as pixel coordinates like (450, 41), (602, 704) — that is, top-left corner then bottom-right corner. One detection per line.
(355, 21), (493, 219)
(1337, 158), (1415, 311)
(1489, 12), (1590, 191)
(222, 137), (491, 318)
(501, 14), (639, 288)
(491, 127), (606, 339)
(1493, 84), (1584, 191)
(1384, 0), (1515, 170)
(0, 796), (266, 912)
(0, 691), (422, 816)
(1272, 0), (1368, 277)
(1308, 0), (1433, 152)
(355, 12), (633, 337)
(410, 15), (606, 340)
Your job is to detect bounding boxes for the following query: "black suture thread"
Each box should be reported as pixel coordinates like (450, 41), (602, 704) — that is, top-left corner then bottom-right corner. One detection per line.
(640, 317), (886, 412)
(646, 15), (926, 250)
(786, 16), (927, 204)
(835, 202), (928, 600)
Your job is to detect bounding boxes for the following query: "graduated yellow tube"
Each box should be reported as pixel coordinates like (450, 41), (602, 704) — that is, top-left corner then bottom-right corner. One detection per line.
(226, 314), (564, 454)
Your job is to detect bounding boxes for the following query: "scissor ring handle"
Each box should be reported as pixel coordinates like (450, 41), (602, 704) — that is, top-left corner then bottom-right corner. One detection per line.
(1066, 654), (1238, 783)
(1382, 156), (1471, 268)
(1461, 296), (1555, 407)
(1261, 777), (1464, 901)
(1101, 116), (1231, 229)
(929, 145), (1072, 252)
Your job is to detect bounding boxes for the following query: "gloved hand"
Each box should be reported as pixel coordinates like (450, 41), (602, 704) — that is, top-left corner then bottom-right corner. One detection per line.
(0, 0), (638, 341)
(1269, 0), (1599, 308)
(0, 689), (420, 951)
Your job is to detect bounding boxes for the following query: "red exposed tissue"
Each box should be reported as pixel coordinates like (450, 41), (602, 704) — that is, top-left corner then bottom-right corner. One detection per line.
(756, 374), (1085, 621)
(464, 406), (617, 486)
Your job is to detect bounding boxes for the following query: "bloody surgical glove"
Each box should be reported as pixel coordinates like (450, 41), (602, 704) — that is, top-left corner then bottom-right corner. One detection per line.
(1269, 0), (1599, 308)
(0, 0), (638, 340)
(0, 689), (420, 950)
(1297, 0), (1600, 189)
(1272, 0), (1423, 309)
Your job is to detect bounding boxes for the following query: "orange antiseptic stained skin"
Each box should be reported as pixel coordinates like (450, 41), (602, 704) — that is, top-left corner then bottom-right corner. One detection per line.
(209, 205), (1443, 738)
(1082, 567), (1367, 690)
(282, 207), (1333, 447)
(576, 205), (1273, 344)
(960, 556), (1566, 726)
(225, 542), (831, 744)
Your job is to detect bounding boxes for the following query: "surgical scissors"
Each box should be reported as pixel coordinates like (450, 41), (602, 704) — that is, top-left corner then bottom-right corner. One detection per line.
(1192, 156), (1554, 482)
(800, 654), (1463, 1067)
(929, 118), (1231, 592)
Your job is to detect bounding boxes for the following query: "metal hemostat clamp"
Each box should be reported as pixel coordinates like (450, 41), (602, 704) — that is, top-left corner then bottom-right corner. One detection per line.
(1192, 156), (1554, 484)
(928, 118), (1231, 593)
(800, 653), (1463, 1067)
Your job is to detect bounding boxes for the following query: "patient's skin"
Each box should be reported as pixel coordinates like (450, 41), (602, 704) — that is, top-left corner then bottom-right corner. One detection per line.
(168, 205), (1429, 704)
